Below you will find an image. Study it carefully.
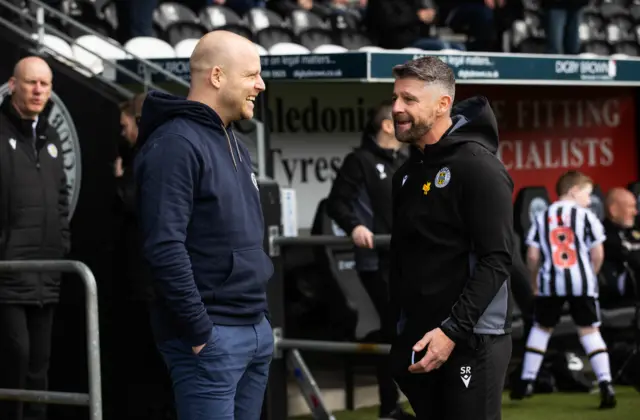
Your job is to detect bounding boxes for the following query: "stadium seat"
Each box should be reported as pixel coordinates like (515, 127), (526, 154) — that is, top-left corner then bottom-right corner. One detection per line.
(198, 5), (253, 40)
(627, 181), (640, 226)
(174, 38), (199, 58)
(268, 42), (310, 55)
(313, 44), (348, 53)
(124, 36), (176, 59)
(401, 47), (426, 53)
(254, 43), (268, 55)
(298, 27), (334, 51)
(32, 34), (75, 63)
(246, 7), (285, 33)
(358, 45), (385, 51)
(339, 31), (372, 50)
(153, 2), (206, 46)
(255, 26), (295, 50)
(599, 2), (627, 21)
(327, 9), (361, 34)
(513, 186), (551, 241)
(631, 3), (640, 22)
(288, 8), (327, 35)
(590, 184), (606, 221)
(72, 34), (127, 75)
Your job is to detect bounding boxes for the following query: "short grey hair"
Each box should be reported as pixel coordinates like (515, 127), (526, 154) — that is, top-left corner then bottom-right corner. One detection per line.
(392, 56), (456, 100)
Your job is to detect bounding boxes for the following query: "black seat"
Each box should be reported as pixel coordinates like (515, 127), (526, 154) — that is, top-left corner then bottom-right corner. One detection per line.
(289, 8), (327, 35)
(255, 26), (295, 50)
(298, 27), (334, 50)
(627, 181), (640, 227)
(513, 186), (551, 245)
(310, 199), (380, 341)
(246, 7), (285, 32)
(153, 2), (206, 46)
(198, 5), (253, 40)
(338, 30), (372, 50)
(589, 184), (606, 221)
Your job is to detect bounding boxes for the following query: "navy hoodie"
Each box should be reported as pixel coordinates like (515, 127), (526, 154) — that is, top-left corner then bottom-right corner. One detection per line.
(134, 91), (273, 346)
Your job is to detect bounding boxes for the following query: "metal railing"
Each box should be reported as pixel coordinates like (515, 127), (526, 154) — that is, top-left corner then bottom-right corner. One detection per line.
(267, 233), (392, 420)
(0, 260), (102, 420)
(0, 0), (271, 179)
(0, 0), (187, 97)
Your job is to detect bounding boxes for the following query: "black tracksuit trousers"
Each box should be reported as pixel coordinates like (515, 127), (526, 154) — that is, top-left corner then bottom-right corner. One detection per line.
(391, 319), (512, 420)
(0, 304), (55, 420)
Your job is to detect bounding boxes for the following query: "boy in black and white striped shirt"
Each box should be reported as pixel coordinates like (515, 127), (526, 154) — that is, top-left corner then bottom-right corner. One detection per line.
(511, 171), (616, 409)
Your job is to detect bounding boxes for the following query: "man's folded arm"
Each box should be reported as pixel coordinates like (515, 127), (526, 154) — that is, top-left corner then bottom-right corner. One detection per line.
(135, 135), (212, 347)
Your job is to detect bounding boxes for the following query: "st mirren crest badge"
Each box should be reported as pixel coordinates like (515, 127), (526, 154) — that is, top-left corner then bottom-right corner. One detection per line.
(435, 167), (451, 188)
(0, 83), (82, 220)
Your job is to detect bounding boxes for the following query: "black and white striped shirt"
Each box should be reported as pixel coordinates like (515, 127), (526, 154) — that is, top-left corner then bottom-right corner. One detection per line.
(526, 200), (606, 297)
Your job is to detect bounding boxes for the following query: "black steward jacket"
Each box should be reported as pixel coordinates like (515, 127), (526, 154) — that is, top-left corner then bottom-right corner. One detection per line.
(0, 97), (70, 304)
(327, 135), (407, 271)
(390, 96), (513, 343)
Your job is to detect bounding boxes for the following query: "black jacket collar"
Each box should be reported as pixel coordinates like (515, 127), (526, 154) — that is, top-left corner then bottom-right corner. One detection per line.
(0, 95), (52, 139)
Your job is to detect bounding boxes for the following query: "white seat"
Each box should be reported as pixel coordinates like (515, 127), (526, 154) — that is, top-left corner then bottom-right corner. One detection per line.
(72, 35), (127, 75)
(32, 34), (74, 62)
(610, 53), (629, 59)
(313, 44), (348, 53)
(268, 42), (310, 55)
(124, 36), (176, 59)
(174, 38), (199, 58)
(254, 43), (268, 56)
(401, 47), (425, 53)
(358, 45), (385, 51)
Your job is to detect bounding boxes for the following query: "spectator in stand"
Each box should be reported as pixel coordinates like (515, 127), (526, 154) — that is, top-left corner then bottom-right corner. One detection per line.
(365, 0), (459, 50)
(205, 0), (265, 16)
(601, 187), (640, 305)
(114, 0), (158, 43)
(0, 56), (70, 420)
(439, 0), (504, 51)
(542, 0), (588, 54)
(268, 0), (332, 18)
(112, 93), (176, 420)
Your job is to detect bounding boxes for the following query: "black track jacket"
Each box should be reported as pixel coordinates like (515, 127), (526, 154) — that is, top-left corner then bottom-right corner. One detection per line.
(390, 96), (513, 343)
(327, 135), (407, 271)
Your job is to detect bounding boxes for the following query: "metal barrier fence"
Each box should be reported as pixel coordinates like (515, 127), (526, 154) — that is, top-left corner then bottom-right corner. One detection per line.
(0, 260), (102, 420)
(267, 234), (391, 420)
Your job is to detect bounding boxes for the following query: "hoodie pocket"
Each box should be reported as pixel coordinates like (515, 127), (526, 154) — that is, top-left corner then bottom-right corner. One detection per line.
(216, 247), (274, 306)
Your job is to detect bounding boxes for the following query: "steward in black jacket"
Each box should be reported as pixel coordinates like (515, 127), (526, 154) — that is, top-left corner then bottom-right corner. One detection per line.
(0, 96), (70, 304)
(327, 128), (407, 271)
(0, 56), (70, 420)
(326, 101), (413, 419)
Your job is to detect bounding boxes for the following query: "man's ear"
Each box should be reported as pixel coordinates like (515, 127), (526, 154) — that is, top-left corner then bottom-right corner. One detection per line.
(7, 76), (15, 94)
(209, 66), (223, 89)
(381, 118), (394, 135)
(438, 95), (453, 116)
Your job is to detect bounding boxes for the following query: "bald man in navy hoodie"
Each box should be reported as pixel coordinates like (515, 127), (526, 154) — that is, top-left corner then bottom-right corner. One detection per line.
(134, 31), (272, 420)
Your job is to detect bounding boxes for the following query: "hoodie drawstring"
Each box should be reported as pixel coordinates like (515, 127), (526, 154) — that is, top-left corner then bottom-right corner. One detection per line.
(222, 126), (242, 171)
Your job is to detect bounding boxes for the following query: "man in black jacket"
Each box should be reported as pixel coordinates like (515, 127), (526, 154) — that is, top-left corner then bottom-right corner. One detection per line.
(0, 56), (70, 420)
(388, 56), (513, 419)
(601, 187), (640, 305)
(326, 101), (413, 420)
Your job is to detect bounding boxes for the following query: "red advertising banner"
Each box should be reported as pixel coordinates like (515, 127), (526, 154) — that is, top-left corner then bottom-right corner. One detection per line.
(457, 86), (638, 200)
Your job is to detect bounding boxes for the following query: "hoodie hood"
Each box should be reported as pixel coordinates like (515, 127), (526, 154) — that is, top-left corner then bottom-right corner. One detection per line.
(137, 91), (226, 148)
(416, 96), (499, 162)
